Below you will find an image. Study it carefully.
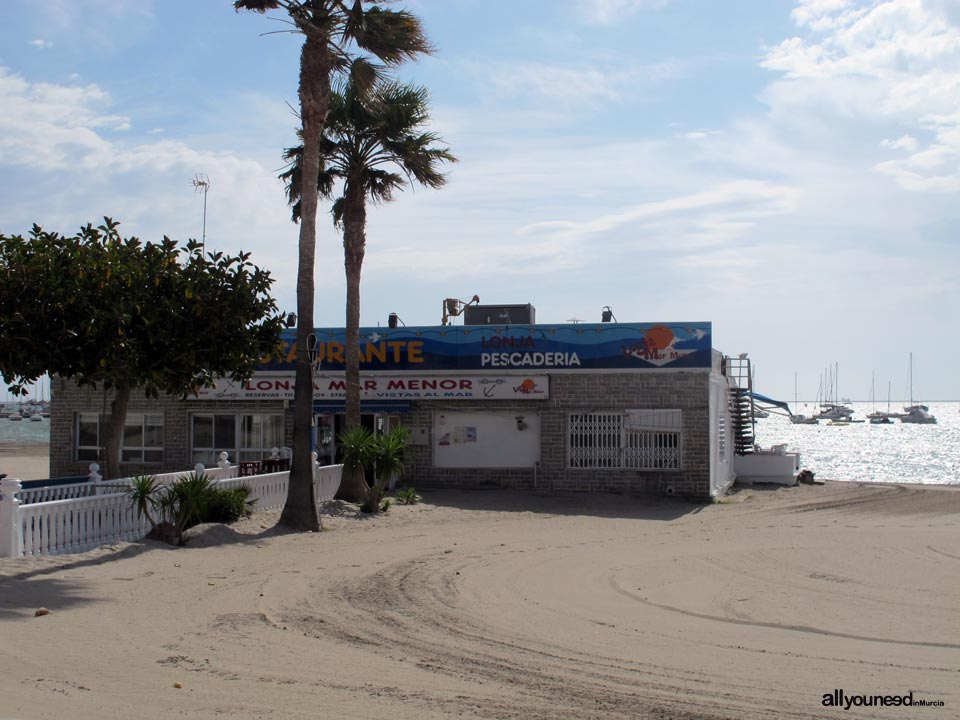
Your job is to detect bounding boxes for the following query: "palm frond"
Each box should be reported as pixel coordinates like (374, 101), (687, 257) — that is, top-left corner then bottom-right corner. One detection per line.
(346, 7), (433, 64)
(280, 75), (455, 226)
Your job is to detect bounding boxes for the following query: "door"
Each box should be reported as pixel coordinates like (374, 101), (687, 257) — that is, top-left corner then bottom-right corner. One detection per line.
(314, 412), (401, 466)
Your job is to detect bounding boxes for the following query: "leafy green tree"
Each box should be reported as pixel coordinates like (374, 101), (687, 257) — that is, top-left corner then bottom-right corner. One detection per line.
(235, 0), (430, 529)
(280, 79), (454, 500)
(0, 218), (283, 479)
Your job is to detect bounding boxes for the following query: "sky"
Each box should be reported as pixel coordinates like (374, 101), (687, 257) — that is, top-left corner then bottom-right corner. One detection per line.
(1, 0), (958, 402)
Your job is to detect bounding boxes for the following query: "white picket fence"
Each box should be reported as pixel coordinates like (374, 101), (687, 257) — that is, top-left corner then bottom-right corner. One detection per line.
(0, 455), (342, 558)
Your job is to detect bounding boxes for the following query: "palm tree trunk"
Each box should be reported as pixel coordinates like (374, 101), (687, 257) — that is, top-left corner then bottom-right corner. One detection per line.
(335, 181), (371, 504)
(102, 381), (131, 480)
(343, 181), (367, 431)
(279, 32), (330, 532)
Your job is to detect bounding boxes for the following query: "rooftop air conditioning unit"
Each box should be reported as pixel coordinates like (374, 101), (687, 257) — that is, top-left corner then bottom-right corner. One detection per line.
(463, 304), (536, 325)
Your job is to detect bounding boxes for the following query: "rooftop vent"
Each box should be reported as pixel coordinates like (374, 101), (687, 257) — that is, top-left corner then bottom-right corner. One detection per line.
(463, 303), (536, 325)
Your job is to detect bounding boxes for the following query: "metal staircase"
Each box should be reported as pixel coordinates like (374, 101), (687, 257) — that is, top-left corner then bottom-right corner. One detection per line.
(723, 356), (756, 455)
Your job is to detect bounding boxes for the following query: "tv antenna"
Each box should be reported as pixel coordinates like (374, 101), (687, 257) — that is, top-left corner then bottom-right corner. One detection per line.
(191, 174), (211, 253)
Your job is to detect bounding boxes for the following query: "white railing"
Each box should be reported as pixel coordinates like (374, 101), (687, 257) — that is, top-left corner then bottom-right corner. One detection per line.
(216, 472), (289, 512)
(0, 455), (342, 558)
(313, 463), (342, 503)
(18, 493), (152, 557)
(17, 455), (241, 506)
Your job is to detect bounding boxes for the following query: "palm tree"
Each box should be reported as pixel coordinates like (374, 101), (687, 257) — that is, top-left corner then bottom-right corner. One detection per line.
(235, 0), (430, 530)
(280, 78), (455, 502)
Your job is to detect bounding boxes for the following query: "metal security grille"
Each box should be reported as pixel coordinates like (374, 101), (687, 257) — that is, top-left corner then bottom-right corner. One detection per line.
(569, 410), (682, 470)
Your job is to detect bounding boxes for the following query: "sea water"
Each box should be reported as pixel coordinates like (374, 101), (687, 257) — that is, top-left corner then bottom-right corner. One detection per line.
(0, 403), (957, 485)
(757, 402), (960, 485)
(0, 415), (50, 445)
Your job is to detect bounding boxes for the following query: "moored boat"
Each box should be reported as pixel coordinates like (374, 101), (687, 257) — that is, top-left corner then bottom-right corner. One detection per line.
(901, 404), (936, 424)
(901, 353), (936, 424)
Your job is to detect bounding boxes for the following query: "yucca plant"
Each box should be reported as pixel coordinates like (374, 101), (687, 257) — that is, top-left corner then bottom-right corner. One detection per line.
(362, 426), (410, 513)
(338, 425), (377, 505)
(168, 471), (216, 544)
(128, 474), (162, 532)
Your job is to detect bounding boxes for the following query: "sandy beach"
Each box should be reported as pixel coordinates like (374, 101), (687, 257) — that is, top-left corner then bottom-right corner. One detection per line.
(0, 443), (50, 480)
(1, 482), (958, 719)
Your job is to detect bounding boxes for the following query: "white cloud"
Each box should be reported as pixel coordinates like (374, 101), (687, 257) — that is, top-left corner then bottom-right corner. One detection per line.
(29, 39), (53, 49)
(0, 65), (299, 311)
(762, 0), (960, 193)
(578, 0), (672, 25)
(468, 56), (686, 117)
(680, 130), (720, 140)
(518, 180), (800, 244)
(489, 62), (623, 103)
(881, 134), (919, 151)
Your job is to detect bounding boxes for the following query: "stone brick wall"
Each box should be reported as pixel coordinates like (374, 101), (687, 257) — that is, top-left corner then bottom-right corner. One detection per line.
(402, 370), (712, 498)
(51, 370), (714, 498)
(49, 376), (289, 479)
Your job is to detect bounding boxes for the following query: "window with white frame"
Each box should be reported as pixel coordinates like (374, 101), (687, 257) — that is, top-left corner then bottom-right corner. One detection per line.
(76, 413), (165, 464)
(190, 414), (284, 466)
(568, 410), (681, 470)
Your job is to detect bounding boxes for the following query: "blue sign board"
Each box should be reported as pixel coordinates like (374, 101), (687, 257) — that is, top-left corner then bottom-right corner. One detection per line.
(260, 322), (712, 372)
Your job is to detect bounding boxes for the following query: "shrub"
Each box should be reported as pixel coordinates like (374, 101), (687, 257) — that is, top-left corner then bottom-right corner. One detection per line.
(128, 475), (163, 530)
(361, 426), (411, 513)
(395, 487), (420, 505)
(168, 472), (216, 537)
(128, 472), (257, 545)
(205, 486), (256, 523)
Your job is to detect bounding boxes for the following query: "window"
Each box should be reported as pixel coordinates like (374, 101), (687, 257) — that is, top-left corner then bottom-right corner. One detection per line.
(568, 410), (681, 470)
(77, 413), (100, 462)
(76, 413), (165, 464)
(191, 414), (284, 465)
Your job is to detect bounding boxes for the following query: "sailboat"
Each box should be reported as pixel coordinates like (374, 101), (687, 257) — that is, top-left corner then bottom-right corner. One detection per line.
(901, 353), (936, 424)
(867, 374), (894, 424)
(816, 363), (855, 422)
(790, 372), (818, 424)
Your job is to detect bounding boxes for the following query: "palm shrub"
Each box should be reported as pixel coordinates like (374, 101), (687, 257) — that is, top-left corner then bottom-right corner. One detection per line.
(362, 426), (410, 513)
(128, 474), (164, 534)
(128, 472), (256, 545)
(167, 472), (216, 543)
(338, 425), (377, 505)
(395, 486), (420, 505)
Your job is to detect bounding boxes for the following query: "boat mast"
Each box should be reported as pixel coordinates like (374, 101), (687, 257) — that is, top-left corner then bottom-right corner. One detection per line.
(909, 352), (914, 406)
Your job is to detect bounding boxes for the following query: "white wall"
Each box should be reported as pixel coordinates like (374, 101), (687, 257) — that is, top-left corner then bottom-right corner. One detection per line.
(433, 411), (541, 468)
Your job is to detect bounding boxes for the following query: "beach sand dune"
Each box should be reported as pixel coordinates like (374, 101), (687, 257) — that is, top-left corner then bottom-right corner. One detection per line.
(1, 482), (958, 719)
